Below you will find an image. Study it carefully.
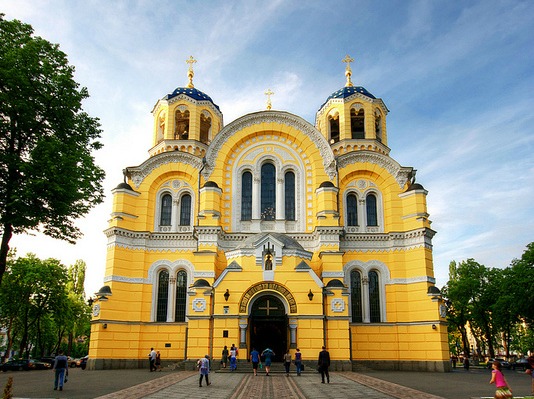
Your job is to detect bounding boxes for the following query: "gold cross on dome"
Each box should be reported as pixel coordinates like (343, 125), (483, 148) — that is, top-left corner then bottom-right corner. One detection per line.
(342, 54), (354, 87)
(265, 88), (274, 110)
(186, 55), (197, 88)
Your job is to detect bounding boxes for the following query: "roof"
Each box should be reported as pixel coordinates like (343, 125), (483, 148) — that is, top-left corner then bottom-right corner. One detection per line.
(165, 87), (220, 111)
(320, 86), (376, 110)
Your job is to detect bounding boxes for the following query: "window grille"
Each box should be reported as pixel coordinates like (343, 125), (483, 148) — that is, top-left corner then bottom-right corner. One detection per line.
(347, 193), (358, 226)
(241, 171), (252, 221)
(160, 194), (172, 226)
(350, 270), (363, 322)
(366, 194), (378, 226)
(156, 270), (169, 322)
(284, 171), (295, 221)
(174, 270), (187, 322)
(179, 194), (191, 226)
(261, 163), (276, 220)
(369, 271), (381, 322)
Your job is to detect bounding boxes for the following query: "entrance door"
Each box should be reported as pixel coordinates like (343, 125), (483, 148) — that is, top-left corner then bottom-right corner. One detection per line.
(249, 295), (287, 362)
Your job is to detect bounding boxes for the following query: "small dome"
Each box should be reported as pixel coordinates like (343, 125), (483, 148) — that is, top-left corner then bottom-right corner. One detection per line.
(191, 279), (211, 288)
(427, 286), (441, 295)
(115, 182), (134, 191)
(319, 181), (335, 188)
(326, 279), (345, 288)
(203, 181), (219, 188)
(406, 182), (425, 192)
(165, 87), (220, 111)
(320, 86), (376, 110)
(96, 285), (112, 296)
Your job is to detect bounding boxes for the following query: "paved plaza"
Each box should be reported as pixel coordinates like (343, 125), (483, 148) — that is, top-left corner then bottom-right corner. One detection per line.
(0, 366), (532, 399)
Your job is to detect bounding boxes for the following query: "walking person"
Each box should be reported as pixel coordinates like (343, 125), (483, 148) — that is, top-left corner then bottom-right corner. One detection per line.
(284, 349), (292, 376)
(229, 344), (238, 371)
(52, 350), (68, 391)
(198, 355), (211, 387)
(149, 347), (157, 371)
(489, 360), (512, 398)
(318, 346), (330, 384)
(294, 348), (303, 376)
(221, 345), (229, 369)
(155, 351), (162, 371)
(250, 347), (260, 376)
(261, 347), (275, 376)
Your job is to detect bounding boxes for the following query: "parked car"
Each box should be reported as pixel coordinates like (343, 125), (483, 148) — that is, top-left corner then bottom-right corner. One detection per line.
(68, 356), (79, 368)
(80, 355), (88, 370)
(511, 358), (531, 371)
(1, 359), (52, 372)
(486, 358), (511, 369)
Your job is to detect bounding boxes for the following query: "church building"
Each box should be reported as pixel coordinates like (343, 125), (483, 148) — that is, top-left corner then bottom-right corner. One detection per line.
(88, 56), (450, 371)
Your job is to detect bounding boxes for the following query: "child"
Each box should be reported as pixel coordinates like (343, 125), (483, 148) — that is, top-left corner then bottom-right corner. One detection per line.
(489, 360), (513, 399)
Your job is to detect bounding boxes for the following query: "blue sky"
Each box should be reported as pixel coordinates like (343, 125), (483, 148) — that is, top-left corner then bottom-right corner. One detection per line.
(2, 0), (533, 296)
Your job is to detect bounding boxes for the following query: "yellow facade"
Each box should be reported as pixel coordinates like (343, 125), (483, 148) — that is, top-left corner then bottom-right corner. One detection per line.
(88, 58), (449, 371)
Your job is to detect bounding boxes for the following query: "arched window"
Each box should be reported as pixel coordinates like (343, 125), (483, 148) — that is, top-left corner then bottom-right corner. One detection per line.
(156, 270), (169, 322)
(329, 115), (339, 143)
(200, 113), (211, 144)
(284, 171), (295, 221)
(174, 270), (187, 322)
(347, 193), (358, 226)
(366, 193), (378, 226)
(241, 171), (252, 221)
(351, 108), (365, 139)
(174, 109), (190, 139)
(261, 163), (276, 220)
(368, 271), (381, 322)
(160, 194), (172, 226)
(179, 194), (192, 226)
(375, 111), (382, 142)
(350, 270), (363, 322)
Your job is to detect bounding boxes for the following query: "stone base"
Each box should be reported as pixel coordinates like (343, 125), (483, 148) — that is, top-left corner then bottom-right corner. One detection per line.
(352, 360), (451, 372)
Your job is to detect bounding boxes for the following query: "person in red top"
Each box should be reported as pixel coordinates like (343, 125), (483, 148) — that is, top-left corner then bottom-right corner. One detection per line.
(489, 360), (512, 399)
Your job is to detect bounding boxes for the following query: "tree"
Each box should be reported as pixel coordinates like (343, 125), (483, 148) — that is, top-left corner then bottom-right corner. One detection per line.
(0, 254), (69, 358)
(0, 16), (105, 285)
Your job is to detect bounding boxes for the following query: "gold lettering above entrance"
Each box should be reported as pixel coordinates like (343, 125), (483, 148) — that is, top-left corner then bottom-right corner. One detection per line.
(239, 282), (297, 314)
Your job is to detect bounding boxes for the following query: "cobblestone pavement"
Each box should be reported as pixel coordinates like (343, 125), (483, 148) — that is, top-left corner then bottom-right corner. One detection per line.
(99, 371), (447, 399)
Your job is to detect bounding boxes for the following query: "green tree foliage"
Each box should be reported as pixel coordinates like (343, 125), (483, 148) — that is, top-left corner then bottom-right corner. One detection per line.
(0, 254), (69, 357)
(0, 16), (105, 285)
(444, 242), (534, 359)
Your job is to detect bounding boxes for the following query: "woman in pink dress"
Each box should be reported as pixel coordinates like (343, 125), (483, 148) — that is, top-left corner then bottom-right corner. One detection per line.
(489, 360), (513, 399)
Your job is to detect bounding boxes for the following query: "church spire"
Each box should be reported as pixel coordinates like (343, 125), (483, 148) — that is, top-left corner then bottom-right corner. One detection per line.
(186, 55), (197, 88)
(342, 54), (354, 87)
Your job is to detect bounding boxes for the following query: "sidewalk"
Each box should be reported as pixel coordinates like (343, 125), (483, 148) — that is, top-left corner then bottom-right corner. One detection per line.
(0, 366), (531, 399)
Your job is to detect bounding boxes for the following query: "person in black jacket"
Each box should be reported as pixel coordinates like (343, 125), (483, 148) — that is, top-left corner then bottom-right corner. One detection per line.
(317, 346), (330, 383)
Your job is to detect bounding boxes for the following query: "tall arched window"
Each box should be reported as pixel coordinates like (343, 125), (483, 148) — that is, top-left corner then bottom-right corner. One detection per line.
(261, 163), (276, 220)
(174, 109), (190, 139)
(241, 171), (252, 221)
(284, 171), (295, 221)
(156, 270), (169, 322)
(347, 193), (358, 226)
(350, 270), (363, 322)
(174, 270), (187, 322)
(368, 271), (381, 322)
(366, 193), (378, 226)
(351, 108), (365, 139)
(375, 112), (382, 142)
(160, 194), (172, 226)
(329, 115), (340, 143)
(200, 113), (211, 144)
(179, 194), (192, 226)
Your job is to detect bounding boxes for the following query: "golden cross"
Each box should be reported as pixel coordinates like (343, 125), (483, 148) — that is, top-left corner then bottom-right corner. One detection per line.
(186, 55), (197, 88)
(342, 54), (354, 87)
(265, 88), (274, 110)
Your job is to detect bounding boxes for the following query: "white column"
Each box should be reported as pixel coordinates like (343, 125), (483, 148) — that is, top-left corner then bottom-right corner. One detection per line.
(362, 277), (370, 323)
(167, 277), (176, 322)
(276, 177), (285, 220)
(252, 177), (261, 219)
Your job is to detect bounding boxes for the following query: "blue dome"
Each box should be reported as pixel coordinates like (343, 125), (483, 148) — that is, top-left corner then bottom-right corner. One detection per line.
(320, 86), (375, 110)
(166, 87), (220, 111)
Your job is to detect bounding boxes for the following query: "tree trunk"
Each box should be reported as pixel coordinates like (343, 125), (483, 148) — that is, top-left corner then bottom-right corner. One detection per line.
(0, 223), (13, 287)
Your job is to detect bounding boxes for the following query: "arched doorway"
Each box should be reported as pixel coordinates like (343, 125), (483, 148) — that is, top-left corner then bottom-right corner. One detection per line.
(249, 295), (287, 362)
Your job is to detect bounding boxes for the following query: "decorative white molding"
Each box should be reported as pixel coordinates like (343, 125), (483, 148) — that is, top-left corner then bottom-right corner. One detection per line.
(331, 298), (345, 312)
(192, 298), (207, 312)
(203, 111), (337, 180)
(337, 151), (412, 188)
